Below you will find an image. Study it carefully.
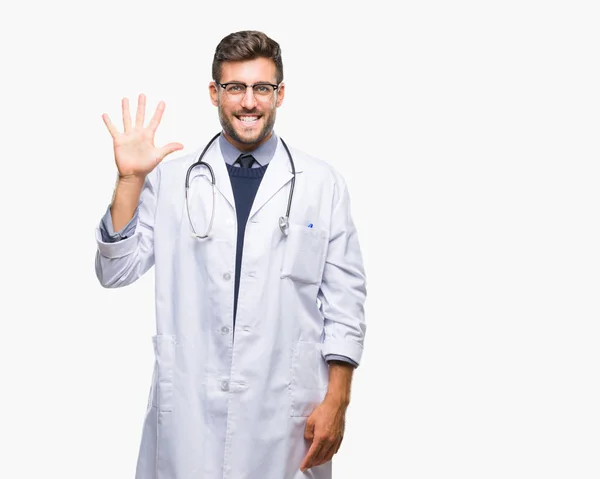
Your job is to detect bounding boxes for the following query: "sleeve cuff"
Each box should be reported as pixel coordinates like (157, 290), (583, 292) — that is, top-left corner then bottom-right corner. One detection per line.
(321, 339), (363, 366)
(100, 204), (139, 243)
(95, 227), (141, 259)
(325, 354), (358, 368)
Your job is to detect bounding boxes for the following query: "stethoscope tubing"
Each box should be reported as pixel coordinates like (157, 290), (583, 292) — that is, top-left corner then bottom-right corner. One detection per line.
(185, 132), (296, 238)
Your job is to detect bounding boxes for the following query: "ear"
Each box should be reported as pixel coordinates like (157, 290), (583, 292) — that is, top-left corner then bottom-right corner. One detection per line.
(275, 82), (285, 108)
(209, 82), (219, 107)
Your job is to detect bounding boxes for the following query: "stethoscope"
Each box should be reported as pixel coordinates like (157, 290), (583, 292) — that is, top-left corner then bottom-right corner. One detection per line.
(185, 132), (296, 239)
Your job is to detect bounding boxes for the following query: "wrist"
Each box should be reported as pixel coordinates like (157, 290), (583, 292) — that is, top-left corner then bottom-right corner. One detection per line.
(324, 391), (350, 408)
(111, 174), (145, 210)
(117, 173), (146, 186)
(325, 360), (353, 407)
(113, 175), (144, 198)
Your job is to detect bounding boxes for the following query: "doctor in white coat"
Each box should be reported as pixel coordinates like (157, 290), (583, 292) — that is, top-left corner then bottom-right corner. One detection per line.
(95, 30), (366, 479)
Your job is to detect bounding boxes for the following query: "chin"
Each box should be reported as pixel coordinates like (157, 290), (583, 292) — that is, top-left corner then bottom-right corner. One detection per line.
(235, 129), (265, 144)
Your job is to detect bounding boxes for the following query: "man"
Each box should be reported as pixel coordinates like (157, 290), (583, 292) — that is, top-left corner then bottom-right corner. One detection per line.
(95, 30), (366, 479)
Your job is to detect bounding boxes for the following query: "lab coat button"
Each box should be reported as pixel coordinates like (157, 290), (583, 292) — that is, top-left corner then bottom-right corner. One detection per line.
(221, 326), (230, 334)
(243, 325), (251, 332)
(221, 380), (229, 391)
(223, 272), (231, 281)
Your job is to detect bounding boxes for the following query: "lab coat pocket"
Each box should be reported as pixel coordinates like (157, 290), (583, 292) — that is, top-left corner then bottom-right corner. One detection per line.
(151, 334), (177, 413)
(289, 341), (329, 417)
(280, 223), (328, 285)
(146, 362), (157, 412)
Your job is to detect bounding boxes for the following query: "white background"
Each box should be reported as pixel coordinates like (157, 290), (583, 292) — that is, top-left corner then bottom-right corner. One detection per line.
(1, 0), (599, 478)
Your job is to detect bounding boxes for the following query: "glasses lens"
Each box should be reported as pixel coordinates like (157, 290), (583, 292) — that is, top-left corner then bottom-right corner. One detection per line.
(225, 83), (246, 95)
(252, 84), (275, 97)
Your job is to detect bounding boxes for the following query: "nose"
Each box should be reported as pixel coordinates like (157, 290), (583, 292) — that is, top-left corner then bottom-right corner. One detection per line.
(240, 86), (258, 109)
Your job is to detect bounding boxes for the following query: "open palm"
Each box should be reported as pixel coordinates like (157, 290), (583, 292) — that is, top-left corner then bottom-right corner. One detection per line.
(102, 93), (183, 179)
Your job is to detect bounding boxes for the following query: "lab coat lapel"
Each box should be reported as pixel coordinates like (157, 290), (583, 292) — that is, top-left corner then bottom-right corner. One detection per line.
(249, 139), (302, 220)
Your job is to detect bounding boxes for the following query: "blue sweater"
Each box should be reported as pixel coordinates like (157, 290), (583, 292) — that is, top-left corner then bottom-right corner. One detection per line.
(226, 162), (269, 324)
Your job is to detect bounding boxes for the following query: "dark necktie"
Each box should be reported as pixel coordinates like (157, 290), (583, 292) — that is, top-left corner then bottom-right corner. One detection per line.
(236, 153), (256, 168)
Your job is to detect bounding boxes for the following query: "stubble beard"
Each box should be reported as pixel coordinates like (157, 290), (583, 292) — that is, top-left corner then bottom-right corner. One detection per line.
(218, 104), (276, 147)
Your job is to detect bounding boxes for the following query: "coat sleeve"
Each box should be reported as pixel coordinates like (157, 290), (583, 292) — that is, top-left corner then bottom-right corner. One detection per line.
(94, 167), (160, 288)
(99, 203), (140, 242)
(318, 173), (367, 367)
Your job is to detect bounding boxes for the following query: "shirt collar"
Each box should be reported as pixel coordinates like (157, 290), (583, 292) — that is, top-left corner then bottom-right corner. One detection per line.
(219, 131), (279, 167)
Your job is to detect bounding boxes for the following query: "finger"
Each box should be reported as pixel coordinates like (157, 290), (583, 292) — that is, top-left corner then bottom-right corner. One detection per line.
(147, 101), (166, 134)
(300, 438), (323, 472)
(122, 97), (132, 132)
(101, 113), (119, 138)
(157, 142), (184, 161)
(334, 436), (343, 454)
(313, 438), (336, 466)
(135, 93), (146, 128)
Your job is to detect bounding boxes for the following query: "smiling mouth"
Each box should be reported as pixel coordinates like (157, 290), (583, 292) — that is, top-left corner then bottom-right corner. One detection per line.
(236, 115), (261, 126)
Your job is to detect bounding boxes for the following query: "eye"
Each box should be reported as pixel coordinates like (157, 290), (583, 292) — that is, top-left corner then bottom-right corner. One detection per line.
(226, 84), (245, 93)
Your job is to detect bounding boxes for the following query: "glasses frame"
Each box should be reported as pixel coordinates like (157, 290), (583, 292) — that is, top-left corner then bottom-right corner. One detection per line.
(216, 81), (280, 100)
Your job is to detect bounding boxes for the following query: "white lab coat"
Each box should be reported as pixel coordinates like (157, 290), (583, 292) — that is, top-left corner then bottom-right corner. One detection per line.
(95, 137), (367, 479)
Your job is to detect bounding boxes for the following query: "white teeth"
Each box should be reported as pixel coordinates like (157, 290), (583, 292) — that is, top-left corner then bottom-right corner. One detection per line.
(239, 116), (258, 122)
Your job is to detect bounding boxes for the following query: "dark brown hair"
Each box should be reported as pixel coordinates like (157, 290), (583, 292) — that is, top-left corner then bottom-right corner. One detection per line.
(212, 30), (283, 84)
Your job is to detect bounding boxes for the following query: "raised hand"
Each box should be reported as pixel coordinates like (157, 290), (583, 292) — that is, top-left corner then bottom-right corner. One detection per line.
(102, 93), (183, 180)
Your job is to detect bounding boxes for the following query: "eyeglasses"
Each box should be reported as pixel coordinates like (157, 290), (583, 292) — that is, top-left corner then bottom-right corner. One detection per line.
(217, 82), (280, 101)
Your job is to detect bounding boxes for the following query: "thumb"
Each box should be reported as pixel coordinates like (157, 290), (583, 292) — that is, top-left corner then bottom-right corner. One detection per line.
(304, 418), (315, 441)
(157, 142), (184, 161)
